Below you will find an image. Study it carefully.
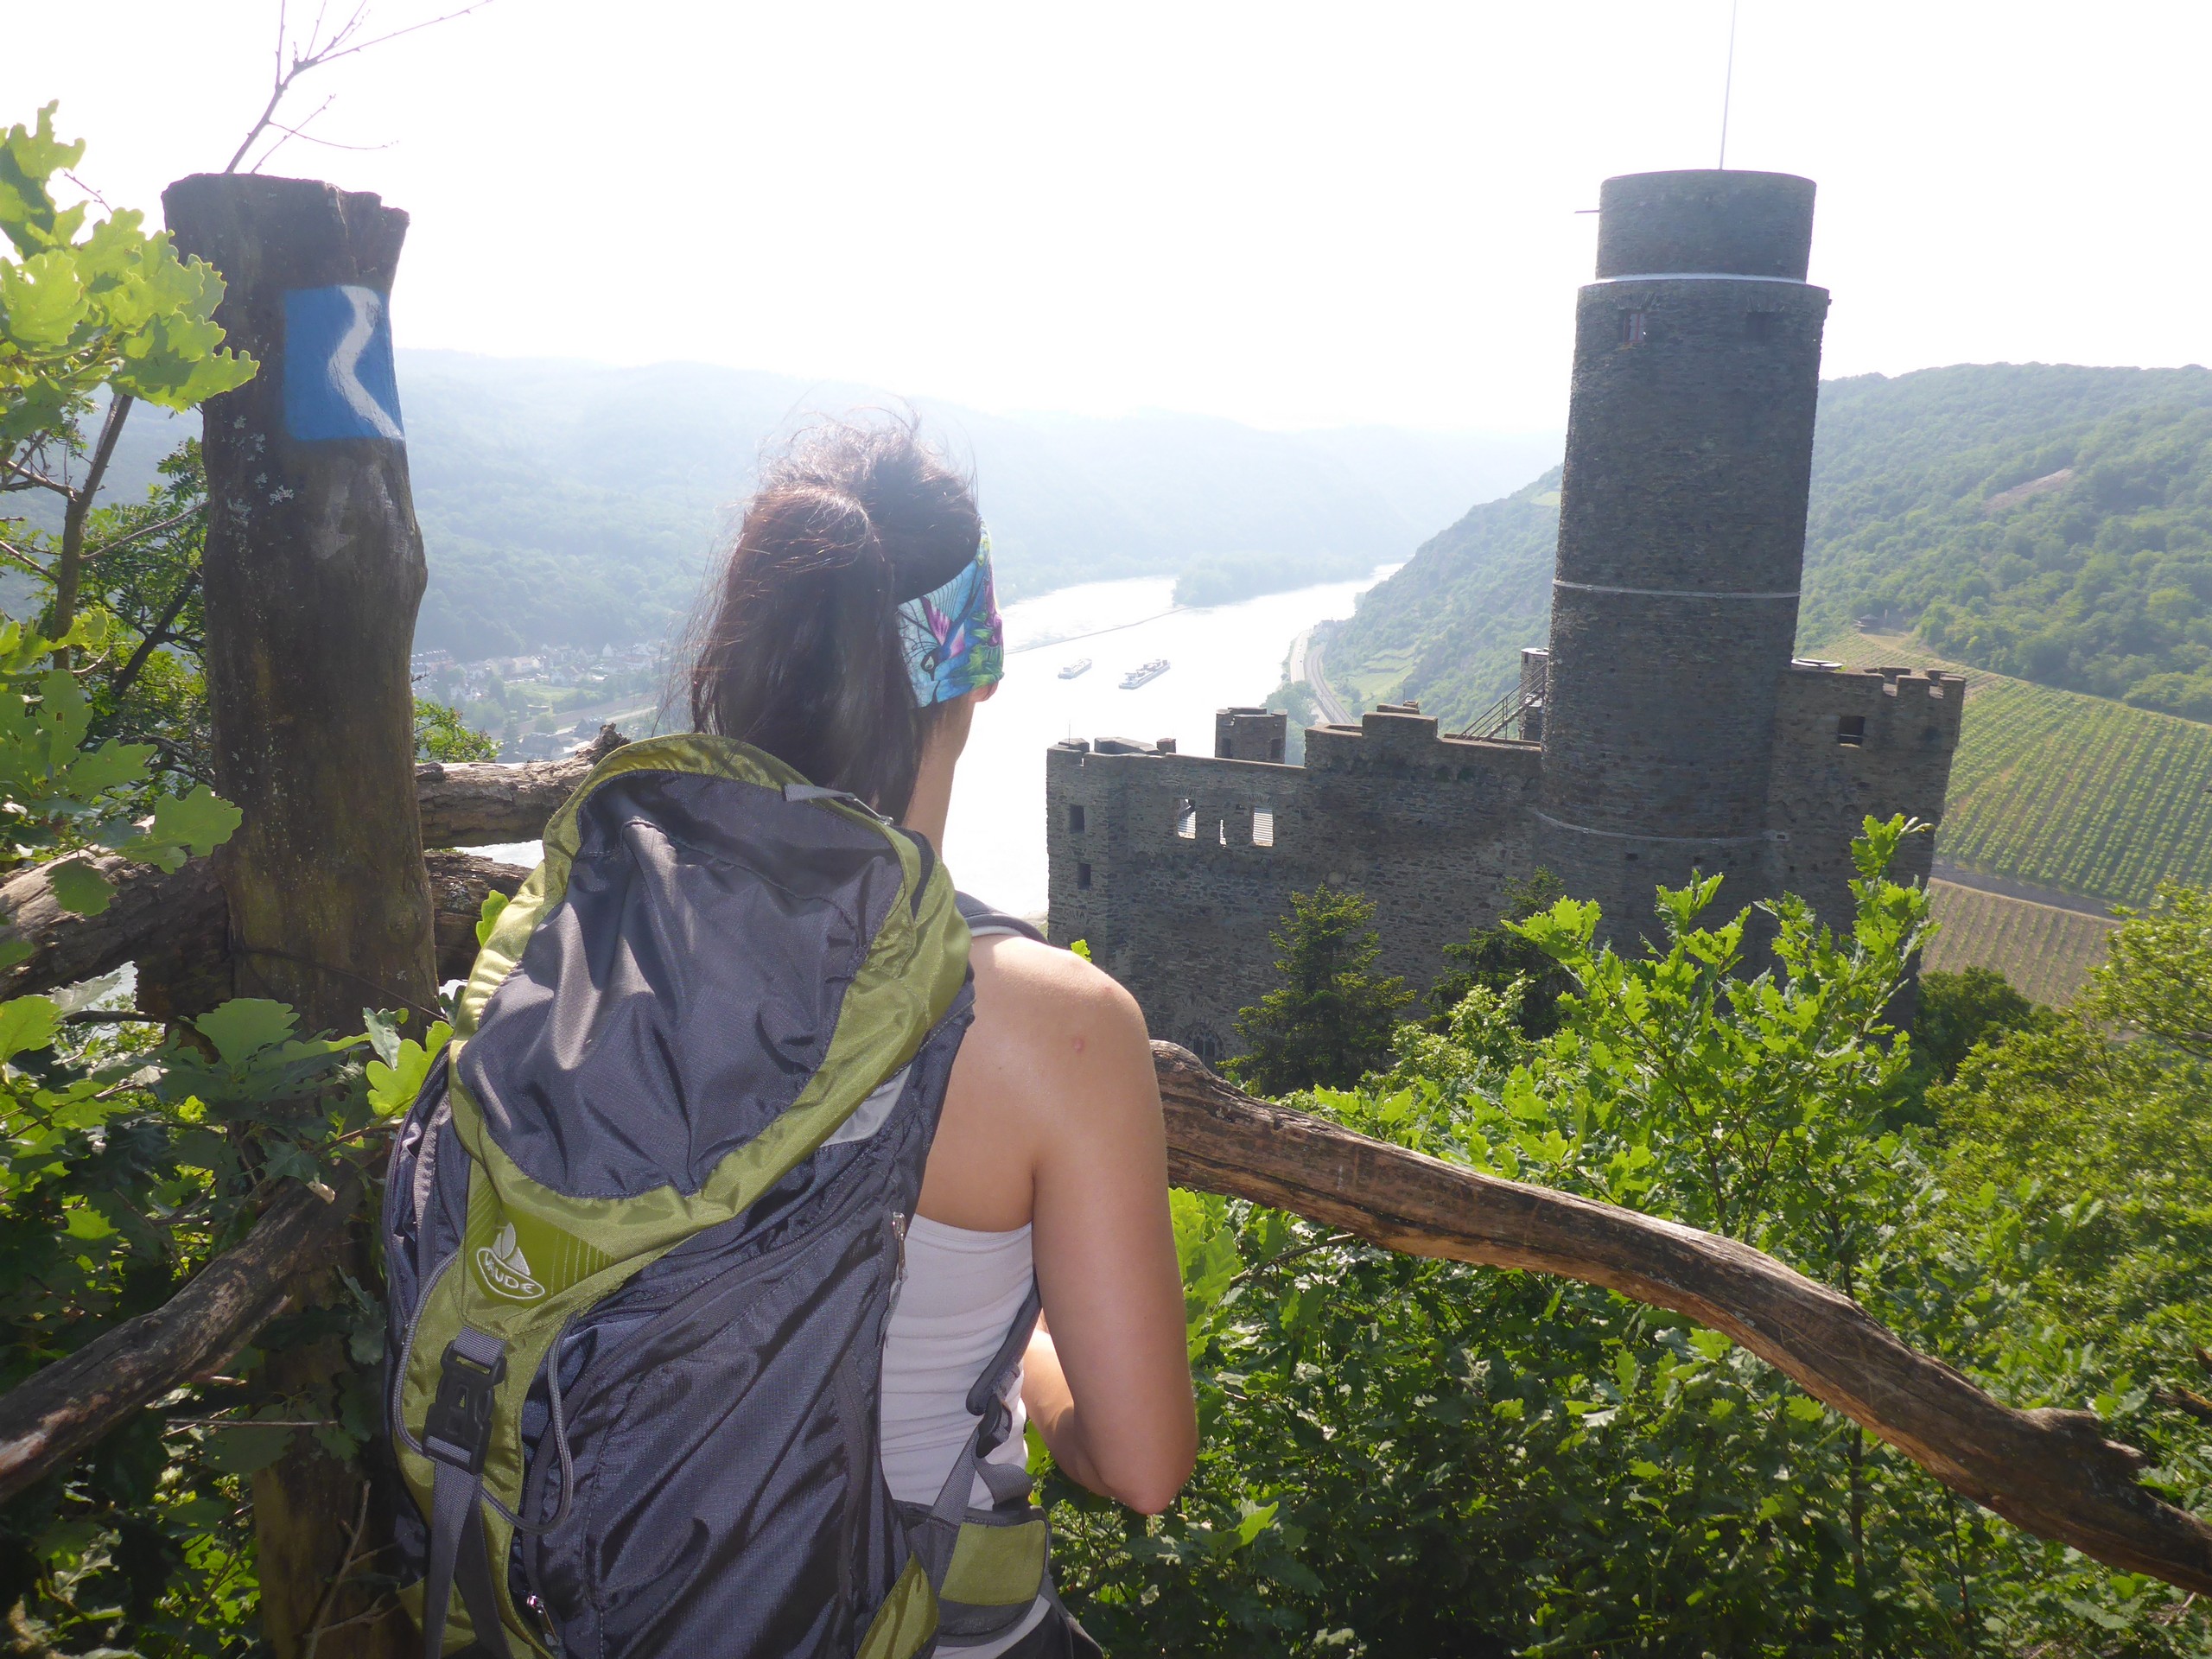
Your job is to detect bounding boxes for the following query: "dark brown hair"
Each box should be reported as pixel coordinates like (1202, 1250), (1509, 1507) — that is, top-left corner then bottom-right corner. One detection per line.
(689, 418), (982, 820)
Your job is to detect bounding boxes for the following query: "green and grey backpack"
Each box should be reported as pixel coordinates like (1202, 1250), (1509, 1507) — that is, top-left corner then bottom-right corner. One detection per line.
(382, 737), (1084, 1657)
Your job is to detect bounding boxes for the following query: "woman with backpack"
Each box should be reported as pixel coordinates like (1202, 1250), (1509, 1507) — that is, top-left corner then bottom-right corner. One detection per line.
(386, 420), (1193, 1659)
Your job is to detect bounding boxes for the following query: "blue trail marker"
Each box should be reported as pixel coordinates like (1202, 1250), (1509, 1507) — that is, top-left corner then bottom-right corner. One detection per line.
(283, 284), (404, 442)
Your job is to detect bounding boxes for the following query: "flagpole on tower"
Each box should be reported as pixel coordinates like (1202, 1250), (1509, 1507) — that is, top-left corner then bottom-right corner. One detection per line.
(1719, 0), (1740, 168)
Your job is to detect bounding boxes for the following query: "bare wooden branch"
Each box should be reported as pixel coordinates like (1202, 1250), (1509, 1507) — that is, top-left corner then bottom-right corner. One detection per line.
(226, 0), (499, 175)
(426, 850), (526, 982)
(0, 1176), (359, 1505)
(0, 851), (230, 1012)
(1151, 1041), (2212, 1595)
(52, 392), (135, 652)
(416, 726), (620, 849)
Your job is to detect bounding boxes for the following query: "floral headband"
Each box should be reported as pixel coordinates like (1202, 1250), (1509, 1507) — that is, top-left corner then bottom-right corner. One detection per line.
(898, 531), (1005, 708)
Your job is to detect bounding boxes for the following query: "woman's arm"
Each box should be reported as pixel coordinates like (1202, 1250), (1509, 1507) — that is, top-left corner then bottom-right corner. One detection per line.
(939, 938), (1196, 1515)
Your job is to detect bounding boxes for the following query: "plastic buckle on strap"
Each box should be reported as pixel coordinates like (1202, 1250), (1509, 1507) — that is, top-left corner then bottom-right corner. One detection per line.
(423, 1339), (506, 1474)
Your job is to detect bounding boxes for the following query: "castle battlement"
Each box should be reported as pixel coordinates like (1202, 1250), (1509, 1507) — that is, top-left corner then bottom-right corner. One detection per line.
(1041, 168), (1966, 1059)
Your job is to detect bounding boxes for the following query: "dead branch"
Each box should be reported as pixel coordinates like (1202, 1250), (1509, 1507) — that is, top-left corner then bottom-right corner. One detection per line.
(226, 0), (499, 175)
(0, 1174), (359, 1505)
(0, 852), (231, 1013)
(1152, 1041), (2212, 1595)
(416, 724), (622, 849)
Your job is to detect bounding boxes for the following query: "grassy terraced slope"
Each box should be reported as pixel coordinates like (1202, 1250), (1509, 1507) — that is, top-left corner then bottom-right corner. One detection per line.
(1824, 633), (2212, 904)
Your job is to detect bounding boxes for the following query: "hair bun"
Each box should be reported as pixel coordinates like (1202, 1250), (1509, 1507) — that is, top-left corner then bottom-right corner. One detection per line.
(890, 536), (980, 602)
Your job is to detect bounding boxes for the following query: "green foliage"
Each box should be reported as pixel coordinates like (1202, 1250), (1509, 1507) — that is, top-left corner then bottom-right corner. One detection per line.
(2089, 883), (2212, 1063)
(1321, 468), (1562, 722)
(0, 988), (388, 1654)
(412, 695), (499, 762)
(475, 887), (510, 947)
(1425, 866), (1568, 1037)
(1910, 965), (2047, 1088)
(1805, 394), (2212, 712)
(1226, 886), (1414, 1096)
(0, 610), (239, 927)
(365, 1007), (453, 1119)
(0, 104), (254, 467)
(1929, 887), (2212, 1446)
(1052, 827), (2212, 1656)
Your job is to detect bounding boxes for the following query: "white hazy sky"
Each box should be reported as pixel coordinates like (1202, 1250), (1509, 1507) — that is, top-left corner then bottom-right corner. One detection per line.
(11, 1), (2210, 433)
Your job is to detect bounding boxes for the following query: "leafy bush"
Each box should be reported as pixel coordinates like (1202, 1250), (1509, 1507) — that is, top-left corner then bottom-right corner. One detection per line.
(1051, 822), (2212, 1656)
(1910, 965), (2048, 1088)
(412, 696), (499, 762)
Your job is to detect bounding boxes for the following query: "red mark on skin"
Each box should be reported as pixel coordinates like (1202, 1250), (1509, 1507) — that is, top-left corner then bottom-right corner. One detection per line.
(1071, 1035), (1086, 1054)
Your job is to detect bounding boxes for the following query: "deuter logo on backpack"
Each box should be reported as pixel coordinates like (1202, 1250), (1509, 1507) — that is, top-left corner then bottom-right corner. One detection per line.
(476, 1221), (546, 1302)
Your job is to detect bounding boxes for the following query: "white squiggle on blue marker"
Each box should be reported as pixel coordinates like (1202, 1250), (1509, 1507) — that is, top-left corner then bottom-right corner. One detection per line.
(327, 286), (404, 442)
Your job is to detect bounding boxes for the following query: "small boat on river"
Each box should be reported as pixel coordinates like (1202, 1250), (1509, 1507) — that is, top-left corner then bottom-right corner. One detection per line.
(1120, 659), (1170, 690)
(1058, 658), (1092, 679)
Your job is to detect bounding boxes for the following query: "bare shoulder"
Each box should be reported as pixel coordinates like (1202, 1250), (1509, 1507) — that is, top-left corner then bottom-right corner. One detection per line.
(966, 934), (1149, 1064)
(925, 935), (1160, 1228)
(969, 932), (1138, 1012)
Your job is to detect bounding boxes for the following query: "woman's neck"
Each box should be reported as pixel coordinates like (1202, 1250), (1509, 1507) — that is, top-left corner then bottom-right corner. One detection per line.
(901, 754), (953, 849)
(899, 691), (977, 851)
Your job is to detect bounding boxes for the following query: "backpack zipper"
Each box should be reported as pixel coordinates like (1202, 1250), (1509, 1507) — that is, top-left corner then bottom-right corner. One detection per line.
(521, 1590), (564, 1655)
(886, 1209), (910, 1321)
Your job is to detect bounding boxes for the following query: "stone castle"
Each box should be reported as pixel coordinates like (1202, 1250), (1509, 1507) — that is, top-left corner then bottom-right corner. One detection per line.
(1042, 168), (1965, 1063)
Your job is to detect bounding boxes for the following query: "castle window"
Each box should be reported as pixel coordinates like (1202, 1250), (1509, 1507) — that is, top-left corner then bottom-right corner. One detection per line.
(1837, 715), (1866, 747)
(1618, 309), (1648, 348)
(1067, 804), (1085, 833)
(1077, 861), (1092, 890)
(1175, 798), (1196, 839)
(1269, 737), (1284, 761)
(1747, 311), (1776, 342)
(1252, 809), (1275, 847)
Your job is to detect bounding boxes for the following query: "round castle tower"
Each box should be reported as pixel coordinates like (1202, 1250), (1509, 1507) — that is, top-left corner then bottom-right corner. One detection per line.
(1536, 169), (1830, 926)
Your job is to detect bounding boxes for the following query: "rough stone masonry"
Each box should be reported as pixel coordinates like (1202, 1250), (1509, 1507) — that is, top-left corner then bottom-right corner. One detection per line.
(1046, 170), (1963, 1063)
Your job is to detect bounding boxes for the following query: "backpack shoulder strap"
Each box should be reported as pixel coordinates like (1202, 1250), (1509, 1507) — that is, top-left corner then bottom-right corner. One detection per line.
(957, 892), (1046, 944)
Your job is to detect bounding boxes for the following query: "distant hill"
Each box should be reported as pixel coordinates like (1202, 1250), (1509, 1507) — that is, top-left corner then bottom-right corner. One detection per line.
(1325, 363), (2212, 727)
(1322, 468), (1563, 719)
(35, 354), (1558, 659)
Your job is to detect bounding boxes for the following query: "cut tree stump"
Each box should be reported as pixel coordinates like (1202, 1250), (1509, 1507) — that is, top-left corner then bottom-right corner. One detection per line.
(165, 172), (432, 1659)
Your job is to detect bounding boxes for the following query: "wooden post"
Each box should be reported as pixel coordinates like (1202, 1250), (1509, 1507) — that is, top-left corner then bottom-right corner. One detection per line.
(163, 173), (433, 1659)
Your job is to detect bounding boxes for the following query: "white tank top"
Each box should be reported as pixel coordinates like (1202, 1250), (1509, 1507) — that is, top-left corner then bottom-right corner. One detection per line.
(878, 1213), (1034, 1508)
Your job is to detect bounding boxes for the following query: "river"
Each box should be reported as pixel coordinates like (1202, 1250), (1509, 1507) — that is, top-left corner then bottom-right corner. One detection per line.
(944, 567), (1392, 918)
(477, 567), (1395, 921)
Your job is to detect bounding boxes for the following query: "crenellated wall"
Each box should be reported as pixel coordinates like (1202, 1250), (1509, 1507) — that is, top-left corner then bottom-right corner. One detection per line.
(1046, 709), (1541, 1061)
(1764, 665), (1966, 925)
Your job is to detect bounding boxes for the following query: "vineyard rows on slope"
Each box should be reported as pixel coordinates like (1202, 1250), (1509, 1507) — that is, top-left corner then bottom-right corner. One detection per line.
(1923, 880), (2116, 1007)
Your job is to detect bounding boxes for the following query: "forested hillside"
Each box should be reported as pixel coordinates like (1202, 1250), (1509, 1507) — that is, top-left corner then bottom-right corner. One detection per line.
(57, 355), (1557, 658)
(1320, 469), (1562, 717)
(1326, 363), (2212, 724)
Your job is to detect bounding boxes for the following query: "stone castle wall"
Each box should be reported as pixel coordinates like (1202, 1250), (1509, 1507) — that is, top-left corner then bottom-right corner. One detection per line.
(1046, 711), (1540, 1061)
(1046, 662), (1962, 1053)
